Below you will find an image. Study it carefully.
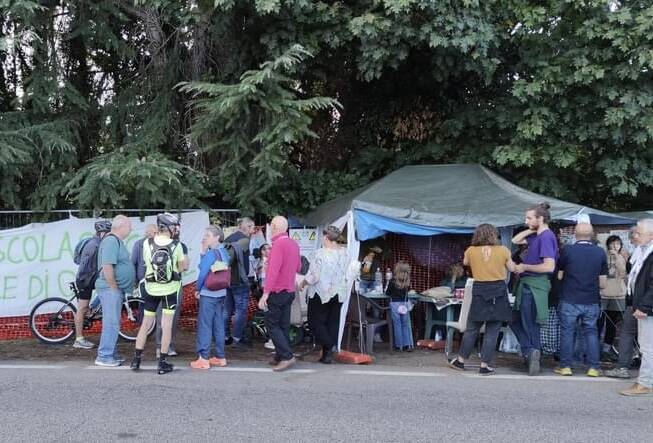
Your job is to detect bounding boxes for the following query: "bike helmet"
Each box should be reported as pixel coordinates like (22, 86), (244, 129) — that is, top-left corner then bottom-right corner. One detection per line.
(94, 220), (112, 233)
(157, 212), (181, 230)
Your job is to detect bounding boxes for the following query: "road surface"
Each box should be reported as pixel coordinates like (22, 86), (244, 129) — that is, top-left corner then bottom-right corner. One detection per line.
(0, 360), (649, 442)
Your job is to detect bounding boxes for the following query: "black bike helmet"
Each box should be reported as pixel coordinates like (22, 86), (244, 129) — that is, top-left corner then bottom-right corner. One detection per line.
(157, 212), (180, 230)
(94, 220), (112, 233)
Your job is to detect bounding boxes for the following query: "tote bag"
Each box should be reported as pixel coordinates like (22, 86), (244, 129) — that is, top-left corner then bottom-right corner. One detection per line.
(206, 248), (231, 291)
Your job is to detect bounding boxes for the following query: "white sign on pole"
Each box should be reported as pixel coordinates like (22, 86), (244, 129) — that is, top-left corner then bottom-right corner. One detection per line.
(289, 228), (319, 261)
(0, 211), (209, 317)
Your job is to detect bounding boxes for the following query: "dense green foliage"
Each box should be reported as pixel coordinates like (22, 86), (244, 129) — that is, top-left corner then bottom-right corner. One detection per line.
(1, 0), (652, 214)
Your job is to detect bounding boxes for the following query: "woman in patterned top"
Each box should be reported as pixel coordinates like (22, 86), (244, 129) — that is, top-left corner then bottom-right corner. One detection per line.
(303, 225), (348, 364)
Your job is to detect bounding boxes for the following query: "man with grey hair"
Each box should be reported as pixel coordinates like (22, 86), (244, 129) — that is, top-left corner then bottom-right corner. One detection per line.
(621, 219), (653, 396)
(224, 216), (255, 349)
(95, 215), (135, 367)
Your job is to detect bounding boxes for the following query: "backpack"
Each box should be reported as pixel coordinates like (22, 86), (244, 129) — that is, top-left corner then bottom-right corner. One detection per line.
(74, 236), (100, 291)
(74, 237), (97, 265)
(146, 238), (181, 284)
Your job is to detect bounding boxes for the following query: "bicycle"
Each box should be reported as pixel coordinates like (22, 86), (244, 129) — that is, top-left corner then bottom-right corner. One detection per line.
(248, 308), (317, 360)
(29, 282), (154, 344)
(249, 310), (311, 347)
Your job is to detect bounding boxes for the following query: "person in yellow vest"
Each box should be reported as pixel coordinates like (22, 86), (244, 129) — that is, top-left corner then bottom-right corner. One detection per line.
(130, 213), (188, 374)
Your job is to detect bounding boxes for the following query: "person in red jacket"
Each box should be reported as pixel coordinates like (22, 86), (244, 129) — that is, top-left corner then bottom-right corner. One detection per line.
(258, 216), (301, 372)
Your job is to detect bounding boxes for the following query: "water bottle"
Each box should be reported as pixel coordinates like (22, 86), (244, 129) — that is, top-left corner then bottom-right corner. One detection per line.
(434, 329), (443, 342)
(385, 268), (392, 291)
(374, 268), (383, 293)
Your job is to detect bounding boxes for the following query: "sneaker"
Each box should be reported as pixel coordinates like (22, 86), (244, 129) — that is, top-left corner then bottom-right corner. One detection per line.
(114, 354), (126, 365)
(586, 368), (601, 378)
(605, 367), (631, 379)
(130, 356), (141, 371)
(73, 338), (95, 349)
(403, 346), (413, 353)
(319, 350), (333, 364)
(94, 358), (122, 367)
(479, 367), (495, 376)
(528, 349), (541, 376)
(225, 336), (234, 346)
(554, 367), (573, 376)
(208, 357), (227, 367)
(157, 360), (174, 375)
(272, 357), (296, 372)
(264, 339), (275, 350)
(448, 358), (465, 371)
(620, 383), (653, 397)
(373, 333), (383, 343)
(168, 349), (178, 357)
(190, 357), (210, 370)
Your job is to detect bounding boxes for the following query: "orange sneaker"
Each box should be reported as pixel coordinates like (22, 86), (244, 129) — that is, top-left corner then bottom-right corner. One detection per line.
(190, 357), (210, 370)
(209, 357), (227, 367)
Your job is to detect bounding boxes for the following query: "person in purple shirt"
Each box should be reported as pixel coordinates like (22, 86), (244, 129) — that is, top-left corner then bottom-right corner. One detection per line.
(511, 202), (558, 376)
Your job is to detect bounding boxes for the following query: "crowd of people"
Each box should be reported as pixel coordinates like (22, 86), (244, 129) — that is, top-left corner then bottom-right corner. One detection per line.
(70, 206), (653, 395)
(443, 204), (653, 396)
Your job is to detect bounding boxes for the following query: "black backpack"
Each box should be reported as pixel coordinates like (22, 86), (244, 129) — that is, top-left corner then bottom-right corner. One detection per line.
(74, 236), (101, 291)
(146, 238), (181, 284)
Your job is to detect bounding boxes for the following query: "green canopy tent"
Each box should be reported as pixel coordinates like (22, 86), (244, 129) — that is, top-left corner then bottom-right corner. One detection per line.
(618, 211), (653, 221)
(304, 164), (633, 240)
(304, 164), (634, 352)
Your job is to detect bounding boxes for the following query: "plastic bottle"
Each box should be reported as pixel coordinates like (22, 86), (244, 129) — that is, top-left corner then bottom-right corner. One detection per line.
(374, 268), (383, 293)
(434, 329), (443, 342)
(385, 268), (392, 291)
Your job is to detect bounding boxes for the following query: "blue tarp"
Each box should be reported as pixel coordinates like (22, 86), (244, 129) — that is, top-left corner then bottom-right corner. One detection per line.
(588, 214), (638, 225)
(354, 210), (474, 241)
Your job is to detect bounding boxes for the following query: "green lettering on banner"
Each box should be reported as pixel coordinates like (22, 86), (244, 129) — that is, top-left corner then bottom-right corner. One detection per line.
(44, 269), (50, 297)
(58, 270), (75, 296)
(28, 275), (44, 300)
(0, 236), (5, 262)
(1, 275), (18, 299)
(7, 237), (22, 264)
(23, 235), (39, 262)
(78, 232), (93, 242)
(59, 232), (73, 261)
(125, 233), (139, 252)
(39, 233), (59, 262)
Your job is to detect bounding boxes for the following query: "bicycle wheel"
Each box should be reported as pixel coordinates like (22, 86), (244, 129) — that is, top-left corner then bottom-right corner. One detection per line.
(118, 296), (155, 341)
(29, 297), (77, 344)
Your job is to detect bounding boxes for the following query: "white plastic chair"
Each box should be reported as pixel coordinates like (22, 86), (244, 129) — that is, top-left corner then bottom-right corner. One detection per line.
(445, 278), (475, 356)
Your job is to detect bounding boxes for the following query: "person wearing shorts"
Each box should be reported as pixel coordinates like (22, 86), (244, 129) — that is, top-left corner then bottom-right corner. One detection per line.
(130, 213), (188, 375)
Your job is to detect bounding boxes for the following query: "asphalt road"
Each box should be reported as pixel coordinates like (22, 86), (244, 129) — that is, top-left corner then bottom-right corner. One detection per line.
(0, 360), (650, 442)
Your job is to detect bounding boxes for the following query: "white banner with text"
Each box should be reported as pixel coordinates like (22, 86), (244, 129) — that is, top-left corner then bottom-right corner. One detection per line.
(0, 211), (209, 317)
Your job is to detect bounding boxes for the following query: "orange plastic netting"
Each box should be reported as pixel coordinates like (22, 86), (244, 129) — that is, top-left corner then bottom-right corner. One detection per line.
(2, 232), (479, 341)
(0, 284), (259, 341)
